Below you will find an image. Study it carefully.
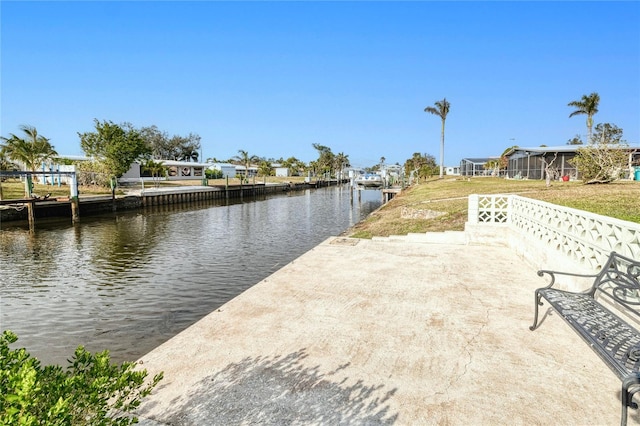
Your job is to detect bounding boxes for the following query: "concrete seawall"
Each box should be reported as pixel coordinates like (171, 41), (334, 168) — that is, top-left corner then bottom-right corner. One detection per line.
(0, 181), (344, 224)
(135, 236), (635, 425)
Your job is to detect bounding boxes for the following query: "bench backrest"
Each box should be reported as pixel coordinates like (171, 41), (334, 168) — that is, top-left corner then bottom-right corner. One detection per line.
(591, 252), (640, 320)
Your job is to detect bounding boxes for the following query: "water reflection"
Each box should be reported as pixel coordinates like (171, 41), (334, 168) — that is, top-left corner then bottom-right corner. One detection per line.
(0, 186), (381, 365)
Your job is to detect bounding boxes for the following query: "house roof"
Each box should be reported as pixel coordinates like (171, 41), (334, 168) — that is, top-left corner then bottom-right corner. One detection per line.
(505, 145), (640, 157)
(460, 157), (496, 164)
(54, 155), (92, 161)
(158, 160), (210, 167)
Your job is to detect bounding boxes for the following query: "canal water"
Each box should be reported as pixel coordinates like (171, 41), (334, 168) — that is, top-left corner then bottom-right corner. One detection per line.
(0, 185), (382, 366)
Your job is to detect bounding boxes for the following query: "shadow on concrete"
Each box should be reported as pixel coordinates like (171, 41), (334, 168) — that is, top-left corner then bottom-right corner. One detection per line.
(145, 349), (399, 425)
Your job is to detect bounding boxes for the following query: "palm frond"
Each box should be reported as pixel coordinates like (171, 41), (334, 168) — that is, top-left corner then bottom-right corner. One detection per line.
(424, 98), (450, 120)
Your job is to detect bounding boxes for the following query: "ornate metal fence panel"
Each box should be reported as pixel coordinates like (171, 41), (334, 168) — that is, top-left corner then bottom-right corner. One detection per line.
(468, 194), (640, 270)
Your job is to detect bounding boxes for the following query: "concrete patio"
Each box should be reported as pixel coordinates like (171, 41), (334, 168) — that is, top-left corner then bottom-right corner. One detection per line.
(136, 236), (638, 425)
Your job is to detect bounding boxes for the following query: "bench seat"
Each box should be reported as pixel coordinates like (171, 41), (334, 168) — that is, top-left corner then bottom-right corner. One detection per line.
(539, 287), (640, 378)
(531, 251), (640, 426)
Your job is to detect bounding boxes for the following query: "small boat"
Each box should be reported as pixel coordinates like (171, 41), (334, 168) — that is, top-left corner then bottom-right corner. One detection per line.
(355, 173), (384, 188)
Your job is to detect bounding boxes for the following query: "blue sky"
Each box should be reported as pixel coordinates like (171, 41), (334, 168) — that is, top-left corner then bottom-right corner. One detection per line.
(2, 1), (639, 168)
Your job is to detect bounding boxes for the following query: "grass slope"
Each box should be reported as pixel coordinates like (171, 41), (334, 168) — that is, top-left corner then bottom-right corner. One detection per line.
(346, 177), (640, 238)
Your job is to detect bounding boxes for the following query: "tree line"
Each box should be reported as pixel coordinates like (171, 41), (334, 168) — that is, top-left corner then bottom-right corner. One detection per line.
(0, 119), (373, 186)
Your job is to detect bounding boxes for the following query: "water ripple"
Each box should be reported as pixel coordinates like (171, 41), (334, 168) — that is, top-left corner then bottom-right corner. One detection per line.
(0, 186), (380, 365)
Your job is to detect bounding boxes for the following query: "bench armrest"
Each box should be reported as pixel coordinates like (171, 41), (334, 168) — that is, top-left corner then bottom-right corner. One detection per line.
(537, 269), (599, 289)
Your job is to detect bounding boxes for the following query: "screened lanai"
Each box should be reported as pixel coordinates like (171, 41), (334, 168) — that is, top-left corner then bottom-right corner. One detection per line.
(459, 158), (492, 177)
(505, 147), (578, 180)
(504, 145), (640, 180)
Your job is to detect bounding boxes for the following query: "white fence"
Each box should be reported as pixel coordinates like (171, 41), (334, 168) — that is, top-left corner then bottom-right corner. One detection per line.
(468, 194), (640, 271)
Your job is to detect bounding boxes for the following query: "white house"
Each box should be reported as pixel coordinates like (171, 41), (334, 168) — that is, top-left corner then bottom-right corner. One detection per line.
(208, 163), (237, 179)
(234, 165), (258, 178)
(275, 167), (289, 177)
(118, 160), (210, 183)
(445, 166), (461, 176)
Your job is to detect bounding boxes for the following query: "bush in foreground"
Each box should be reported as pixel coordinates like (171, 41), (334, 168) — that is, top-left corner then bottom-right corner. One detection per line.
(0, 330), (163, 425)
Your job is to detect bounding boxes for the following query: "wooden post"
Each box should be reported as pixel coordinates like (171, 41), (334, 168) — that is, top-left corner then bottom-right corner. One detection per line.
(70, 168), (80, 223)
(25, 175), (33, 198)
(27, 200), (35, 232)
(110, 177), (117, 212)
(71, 197), (80, 223)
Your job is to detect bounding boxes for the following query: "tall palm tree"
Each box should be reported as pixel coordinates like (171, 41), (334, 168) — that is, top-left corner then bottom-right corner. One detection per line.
(424, 98), (450, 178)
(568, 92), (600, 144)
(0, 125), (58, 173)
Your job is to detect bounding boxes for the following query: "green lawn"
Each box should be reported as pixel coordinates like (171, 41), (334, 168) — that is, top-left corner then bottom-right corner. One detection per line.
(347, 177), (640, 238)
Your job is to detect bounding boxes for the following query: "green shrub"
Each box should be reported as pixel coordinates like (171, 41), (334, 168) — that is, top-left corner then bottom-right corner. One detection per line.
(205, 168), (222, 179)
(0, 330), (163, 425)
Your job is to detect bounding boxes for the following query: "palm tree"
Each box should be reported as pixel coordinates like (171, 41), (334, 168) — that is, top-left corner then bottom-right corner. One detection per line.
(257, 160), (272, 177)
(0, 152), (17, 171)
(424, 98), (450, 178)
(232, 149), (259, 183)
(282, 156), (306, 177)
(142, 159), (166, 188)
(568, 92), (600, 144)
(333, 152), (350, 181)
(179, 147), (199, 162)
(0, 125), (58, 174)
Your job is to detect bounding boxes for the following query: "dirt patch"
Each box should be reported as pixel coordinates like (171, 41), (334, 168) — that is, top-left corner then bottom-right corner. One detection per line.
(330, 237), (360, 246)
(400, 207), (446, 220)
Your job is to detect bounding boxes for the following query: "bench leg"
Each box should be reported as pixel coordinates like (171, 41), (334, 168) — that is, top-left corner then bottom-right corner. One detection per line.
(622, 376), (640, 426)
(529, 290), (543, 331)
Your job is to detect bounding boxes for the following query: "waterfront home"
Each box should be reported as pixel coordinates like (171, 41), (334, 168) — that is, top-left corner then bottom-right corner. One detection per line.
(504, 145), (640, 180)
(118, 160), (211, 183)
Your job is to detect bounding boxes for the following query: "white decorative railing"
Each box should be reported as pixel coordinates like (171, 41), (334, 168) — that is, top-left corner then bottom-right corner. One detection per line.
(468, 194), (640, 270)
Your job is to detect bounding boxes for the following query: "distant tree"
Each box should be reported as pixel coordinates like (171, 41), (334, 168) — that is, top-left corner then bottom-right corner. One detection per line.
(570, 122), (629, 183)
(484, 159), (501, 176)
(78, 119), (151, 178)
(139, 126), (201, 161)
(281, 156), (306, 176)
(592, 122), (625, 145)
(0, 152), (18, 171)
(334, 152), (350, 180)
(307, 160), (318, 176)
(567, 134), (584, 145)
(205, 168), (223, 179)
(312, 143), (334, 178)
(424, 98), (450, 179)
(404, 152), (437, 182)
(257, 160), (273, 177)
(0, 125), (58, 173)
(75, 159), (112, 186)
(139, 125), (170, 159)
(141, 159), (166, 188)
(568, 92), (600, 144)
(175, 133), (201, 162)
(489, 145), (517, 176)
(233, 149), (259, 182)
